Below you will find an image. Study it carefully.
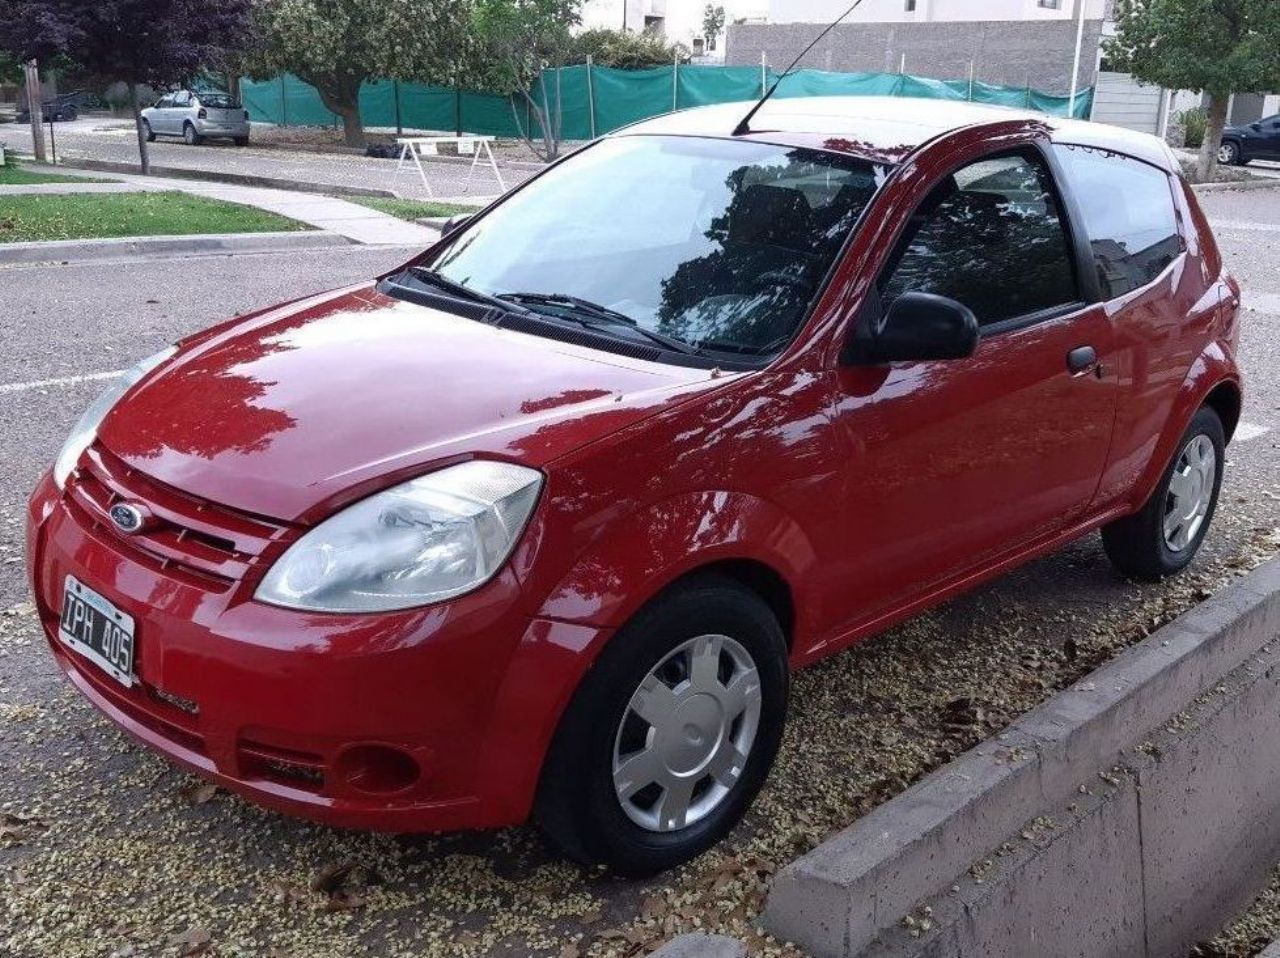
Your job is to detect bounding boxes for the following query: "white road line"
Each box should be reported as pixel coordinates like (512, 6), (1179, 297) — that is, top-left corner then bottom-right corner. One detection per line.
(1235, 422), (1271, 443)
(0, 370), (122, 395)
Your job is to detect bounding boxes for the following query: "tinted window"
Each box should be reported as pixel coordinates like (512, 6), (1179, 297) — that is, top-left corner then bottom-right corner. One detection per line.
(1053, 144), (1181, 299)
(173, 91), (191, 106)
(426, 136), (886, 357)
(880, 153), (1078, 327)
(199, 94), (241, 110)
(156, 96), (175, 108)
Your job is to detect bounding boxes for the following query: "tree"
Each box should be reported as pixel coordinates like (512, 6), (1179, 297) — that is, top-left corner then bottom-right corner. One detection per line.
(472, 0), (583, 161)
(245, 0), (471, 149)
(1106, 0), (1280, 181)
(0, 0), (252, 174)
(569, 27), (689, 69)
(702, 4), (726, 52)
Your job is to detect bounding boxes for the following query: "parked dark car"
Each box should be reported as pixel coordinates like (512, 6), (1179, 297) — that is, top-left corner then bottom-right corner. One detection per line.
(1219, 113), (1280, 165)
(16, 91), (82, 123)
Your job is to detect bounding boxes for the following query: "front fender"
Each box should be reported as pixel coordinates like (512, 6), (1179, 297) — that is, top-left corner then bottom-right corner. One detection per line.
(1130, 342), (1241, 511)
(536, 490), (819, 646)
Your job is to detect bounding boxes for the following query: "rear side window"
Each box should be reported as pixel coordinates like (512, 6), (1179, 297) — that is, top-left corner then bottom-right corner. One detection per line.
(1053, 144), (1181, 299)
(880, 152), (1079, 327)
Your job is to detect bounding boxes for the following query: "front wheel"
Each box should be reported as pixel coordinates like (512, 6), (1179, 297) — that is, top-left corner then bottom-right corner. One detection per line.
(535, 574), (788, 875)
(1218, 141), (1242, 166)
(1102, 406), (1225, 581)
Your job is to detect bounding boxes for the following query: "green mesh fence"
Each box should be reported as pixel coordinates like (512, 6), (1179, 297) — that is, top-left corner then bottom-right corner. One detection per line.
(239, 66), (1093, 141)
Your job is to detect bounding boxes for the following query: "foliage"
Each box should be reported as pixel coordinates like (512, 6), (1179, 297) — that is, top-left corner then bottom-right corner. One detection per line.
(0, 158), (106, 184)
(569, 27), (687, 69)
(1106, 0), (1280, 179)
(1176, 107), (1208, 149)
(244, 0), (472, 148)
(702, 4), (726, 50)
(0, 0), (253, 172)
(0, 191), (309, 243)
(471, 0), (583, 159)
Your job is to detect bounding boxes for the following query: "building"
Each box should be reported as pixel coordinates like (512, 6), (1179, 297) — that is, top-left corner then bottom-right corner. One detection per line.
(579, 0), (770, 61)
(763, 0), (1108, 23)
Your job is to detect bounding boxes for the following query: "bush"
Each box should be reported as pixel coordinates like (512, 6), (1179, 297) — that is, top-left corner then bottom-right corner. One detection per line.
(1177, 107), (1208, 149)
(569, 28), (690, 69)
(103, 81), (157, 116)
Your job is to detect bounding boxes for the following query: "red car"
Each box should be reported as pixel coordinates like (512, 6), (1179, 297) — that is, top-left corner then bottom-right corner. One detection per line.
(27, 98), (1242, 874)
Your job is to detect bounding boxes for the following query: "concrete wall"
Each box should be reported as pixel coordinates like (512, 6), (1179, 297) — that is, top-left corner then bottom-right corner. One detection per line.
(1091, 70), (1163, 133)
(726, 19), (1104, 94)
(765, 0), (1109, 23)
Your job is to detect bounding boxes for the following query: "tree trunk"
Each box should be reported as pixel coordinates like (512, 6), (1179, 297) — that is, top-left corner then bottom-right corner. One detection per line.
(522, 90), (558, 162)
(1197, 92), (1230, 184)
(129, 81), (150, 175)
(315, 84), (365, 148)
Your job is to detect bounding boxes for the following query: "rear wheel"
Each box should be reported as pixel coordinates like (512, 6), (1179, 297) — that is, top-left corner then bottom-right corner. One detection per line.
(1218, 140), (1242, 165)
(535, 574), (788, 875)
(183, 122), (202, 146)
(142, 119), (155, 142)
(1102, 406), (1224, 580)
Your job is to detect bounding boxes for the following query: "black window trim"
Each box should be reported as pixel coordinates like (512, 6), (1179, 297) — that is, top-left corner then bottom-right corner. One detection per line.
(860, 142), (1100, 343)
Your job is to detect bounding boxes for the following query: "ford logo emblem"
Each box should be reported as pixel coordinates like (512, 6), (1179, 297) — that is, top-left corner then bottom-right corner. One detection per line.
(109, 503), (146, 534)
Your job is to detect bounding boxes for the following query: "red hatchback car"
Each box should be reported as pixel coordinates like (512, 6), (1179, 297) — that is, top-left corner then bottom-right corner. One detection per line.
(28, 98), (1242, 874)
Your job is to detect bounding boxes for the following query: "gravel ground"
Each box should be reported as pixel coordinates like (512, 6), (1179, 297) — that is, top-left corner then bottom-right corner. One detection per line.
(0, 191), (1279, 958)
(1196, 866), (1280, 957)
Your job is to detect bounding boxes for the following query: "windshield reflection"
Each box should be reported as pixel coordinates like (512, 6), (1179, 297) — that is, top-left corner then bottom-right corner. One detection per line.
(427, 135), (888, 358)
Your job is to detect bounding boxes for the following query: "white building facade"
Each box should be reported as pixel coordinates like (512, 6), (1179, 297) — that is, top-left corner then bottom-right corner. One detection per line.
(764, 0), (1109, 23)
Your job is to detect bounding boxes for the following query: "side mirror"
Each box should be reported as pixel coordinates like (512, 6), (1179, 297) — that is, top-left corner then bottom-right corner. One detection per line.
(1249, 122), (1263, 132)
(851, 291), (979, 364)
(441, 213), (472, 238)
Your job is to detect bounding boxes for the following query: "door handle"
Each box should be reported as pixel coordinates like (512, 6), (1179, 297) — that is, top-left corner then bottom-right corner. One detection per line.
(1067, 345), (1098, 375)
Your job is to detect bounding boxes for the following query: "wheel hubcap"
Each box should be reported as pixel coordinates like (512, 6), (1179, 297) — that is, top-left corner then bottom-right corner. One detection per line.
(612, 634), (762, 833)
(1163, 434), (1216, 552)
(1219, 145), (1234, 163)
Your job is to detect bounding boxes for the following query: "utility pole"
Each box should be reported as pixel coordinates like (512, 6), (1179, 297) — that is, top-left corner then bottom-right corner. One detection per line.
(23, 60), (47, 163)
(1067, 0), (1088, 117)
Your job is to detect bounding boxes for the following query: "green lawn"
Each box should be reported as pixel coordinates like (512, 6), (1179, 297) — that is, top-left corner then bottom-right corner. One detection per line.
(0, 160), (106, 186)
(349, 197), (479, 221)
(0, 191), (312, 244)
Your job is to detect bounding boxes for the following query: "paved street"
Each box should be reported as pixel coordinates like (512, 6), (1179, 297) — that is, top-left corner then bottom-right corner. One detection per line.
(1, 117), (538, 201)
(0, 191), (1278, 957)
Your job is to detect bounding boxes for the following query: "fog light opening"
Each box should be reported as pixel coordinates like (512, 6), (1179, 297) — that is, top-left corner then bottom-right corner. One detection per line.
(336, 744), (420, 795)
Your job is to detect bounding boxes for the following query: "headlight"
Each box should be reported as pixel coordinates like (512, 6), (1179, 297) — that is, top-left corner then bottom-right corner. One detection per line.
(53, 346), (176, 489)
(255, 461), (543, 613)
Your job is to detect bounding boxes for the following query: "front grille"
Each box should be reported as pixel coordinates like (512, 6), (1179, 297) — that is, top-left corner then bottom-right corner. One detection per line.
(65, 443), (292, 590)
(239, 737), (326, 791)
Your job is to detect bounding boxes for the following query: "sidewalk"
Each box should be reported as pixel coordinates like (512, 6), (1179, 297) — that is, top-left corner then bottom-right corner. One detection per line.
(1, 168), (438, 246)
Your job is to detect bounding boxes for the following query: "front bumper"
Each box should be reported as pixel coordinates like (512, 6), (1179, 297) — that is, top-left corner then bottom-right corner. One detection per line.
(26, 470), (605, 832)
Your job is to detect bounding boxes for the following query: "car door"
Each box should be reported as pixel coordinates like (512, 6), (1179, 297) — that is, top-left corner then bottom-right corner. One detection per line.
(170, 91), (193, 132)
(149, 95), (174, 133)
(830, 148), (1118, 622)
(1259, 115), (1280, 159)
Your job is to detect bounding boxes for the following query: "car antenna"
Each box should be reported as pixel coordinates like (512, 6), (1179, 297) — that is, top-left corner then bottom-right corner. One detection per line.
(732, 0), (867, 137)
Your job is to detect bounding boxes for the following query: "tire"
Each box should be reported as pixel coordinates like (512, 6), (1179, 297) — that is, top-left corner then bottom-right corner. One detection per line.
(1218, 140), (1242, 166)
(142, 120), (155, 142)
(233, 136), (249, 147)
(1102, 406), (1225, 581)
(535, 574), (789, 876)
(183, 122), (202, 146)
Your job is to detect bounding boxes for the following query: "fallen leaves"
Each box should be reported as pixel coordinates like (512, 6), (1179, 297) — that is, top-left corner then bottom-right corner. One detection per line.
(179, 781), (219, 805)
(168, 925), (211, 957)
(0, 812), (47, 846)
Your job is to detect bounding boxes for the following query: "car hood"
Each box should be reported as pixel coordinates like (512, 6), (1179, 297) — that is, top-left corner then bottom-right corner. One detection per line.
(97, 285), (725, 522)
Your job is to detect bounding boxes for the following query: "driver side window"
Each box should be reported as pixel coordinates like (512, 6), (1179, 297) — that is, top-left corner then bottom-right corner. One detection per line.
(879, 152), (1080, 327)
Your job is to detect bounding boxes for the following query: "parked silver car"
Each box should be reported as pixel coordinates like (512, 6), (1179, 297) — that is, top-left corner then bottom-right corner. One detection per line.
(141, 91), (250, 146)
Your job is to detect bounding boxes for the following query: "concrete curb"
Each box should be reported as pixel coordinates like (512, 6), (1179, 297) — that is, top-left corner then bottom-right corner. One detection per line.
(650, 934), (748, 957)
(1260, 940), (1280, 958)
(761, 557), (1280, 957)
(250, 138), (550, 171)
(48, 157), (399, 198)
(0, 230), (351, 266)
(1193, 178), (1280, 193)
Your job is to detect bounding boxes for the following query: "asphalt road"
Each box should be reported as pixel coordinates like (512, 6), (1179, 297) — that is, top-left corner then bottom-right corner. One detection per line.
(2, 116), (537, 200)
(0, 192), (1278, 958)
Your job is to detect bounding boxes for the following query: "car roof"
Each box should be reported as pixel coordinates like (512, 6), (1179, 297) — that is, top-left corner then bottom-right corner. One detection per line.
(616, 96), (1179, 172)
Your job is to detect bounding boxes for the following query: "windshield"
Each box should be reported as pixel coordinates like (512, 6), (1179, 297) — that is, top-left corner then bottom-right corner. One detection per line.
(423, 135), (888, 359)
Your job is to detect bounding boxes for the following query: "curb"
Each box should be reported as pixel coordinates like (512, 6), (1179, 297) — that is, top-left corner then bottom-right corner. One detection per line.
(650, 934), (747, 957)
(761, 556), (1280, 957)
(1193, 178), (1280, 193)
(48, 157), (400, 198)
(1261, 940), (1280, 958)
(0, 230), (351, 266)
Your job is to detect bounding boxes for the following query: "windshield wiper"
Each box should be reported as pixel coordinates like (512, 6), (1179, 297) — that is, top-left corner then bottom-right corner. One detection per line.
(401, 266), (532, 316)
(497, 292), (701, 356)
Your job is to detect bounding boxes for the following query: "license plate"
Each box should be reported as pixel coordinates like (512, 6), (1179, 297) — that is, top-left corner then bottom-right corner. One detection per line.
(58, 575), (135, 688)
